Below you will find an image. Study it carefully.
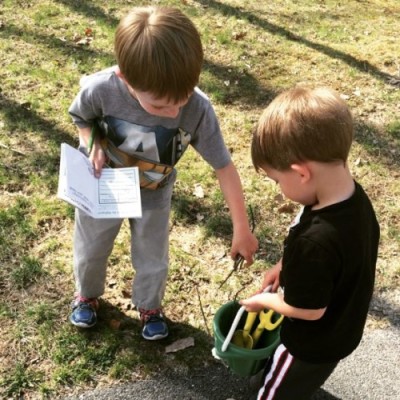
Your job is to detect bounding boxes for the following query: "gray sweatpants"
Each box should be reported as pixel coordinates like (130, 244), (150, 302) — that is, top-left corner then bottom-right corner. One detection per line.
(73, 175), (175, 310)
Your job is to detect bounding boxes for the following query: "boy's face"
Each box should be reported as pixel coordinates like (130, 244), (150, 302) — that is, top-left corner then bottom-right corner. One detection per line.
(117, 69), (191, 118)
(130, 88), (190, 118)
(262, 165), (317, 206)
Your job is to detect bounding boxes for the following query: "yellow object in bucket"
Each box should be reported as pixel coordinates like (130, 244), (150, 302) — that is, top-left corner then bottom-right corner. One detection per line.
(212, 301), (281, 377)
(231, 311), (257, 349)
(251, 309), (284, 346)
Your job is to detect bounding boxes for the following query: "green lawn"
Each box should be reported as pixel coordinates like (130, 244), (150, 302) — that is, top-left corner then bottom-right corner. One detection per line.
(0, 0), (399, 398)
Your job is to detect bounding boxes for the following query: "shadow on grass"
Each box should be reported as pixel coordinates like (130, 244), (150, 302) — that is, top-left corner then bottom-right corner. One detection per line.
(63, 299), (344, 400)
(194, 0), (398, 86)
(54, 0), (119, 26)
(0, 22), (115, 72)
(61, 298), (216, 376)
(172, 192), (268, 241)
(62, 299), (251, 400)
(0, 93), (72, 146)
(354, 119), (400, 169)
(202, 59), (277, 107)
(172, 191), (233, 238)
(0, 92), (72, 181)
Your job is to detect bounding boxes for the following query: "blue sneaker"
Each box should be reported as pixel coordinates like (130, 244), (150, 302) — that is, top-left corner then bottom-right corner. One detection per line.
(70, 296), (99, 328)
(140, 308), (168, 340)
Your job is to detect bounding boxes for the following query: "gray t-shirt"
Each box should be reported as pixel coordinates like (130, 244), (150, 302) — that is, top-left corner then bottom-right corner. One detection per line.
(69, 66), (231, 171)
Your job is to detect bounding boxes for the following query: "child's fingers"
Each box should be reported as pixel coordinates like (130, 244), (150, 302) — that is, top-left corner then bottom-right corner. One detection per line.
(238, 299), (250, 310)
(239, 299), (258, 312)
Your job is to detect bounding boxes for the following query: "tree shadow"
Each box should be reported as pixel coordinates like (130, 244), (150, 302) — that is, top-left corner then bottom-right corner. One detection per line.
(369, 290), (400, 328)
(54, 0), (119, 27)
(0, 22), (114, 72)
(0, 92), (72, 183)
(0, 93), (72, 146)
(354, 119), (400, 170)
(67, 299), (345, 400)
(172, 190), (280, 249)
(68, 299), (256, 399)
(172, 191), (233, 239)
(194, 0), (398, 86)
(202, 59), (277, 107)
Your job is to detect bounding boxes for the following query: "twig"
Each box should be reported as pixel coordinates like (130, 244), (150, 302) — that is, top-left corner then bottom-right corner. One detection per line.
(233, 278), (254, 301)
(248, 204), (255, 232)
(196, 284), (211, 336)
(188, 278), (211, 336)
(0, 142), (26, 156)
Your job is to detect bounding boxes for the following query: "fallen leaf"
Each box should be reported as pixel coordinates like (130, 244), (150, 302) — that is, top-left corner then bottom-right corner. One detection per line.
(76, 37), (93, 46)
(165, 337), (195, 353)
(354, 157), (362, 166)
(193, 184), (204, 198)
(108, 279), (117, 288)
(196, 213), (205, 221)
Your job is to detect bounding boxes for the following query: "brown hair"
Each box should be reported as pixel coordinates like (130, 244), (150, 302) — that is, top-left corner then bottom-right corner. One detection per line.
(252, 86), (354, 171)
(115, 6), (203, 103)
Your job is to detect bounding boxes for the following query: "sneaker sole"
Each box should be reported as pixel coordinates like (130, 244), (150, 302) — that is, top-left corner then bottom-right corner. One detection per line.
(69, 316), (97, 328)
(142, 332), (169, 341)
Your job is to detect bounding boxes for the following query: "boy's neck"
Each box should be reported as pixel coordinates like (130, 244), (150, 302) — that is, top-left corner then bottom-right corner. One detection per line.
(115, 67), (136, 98)
(311, 161), (355, 210)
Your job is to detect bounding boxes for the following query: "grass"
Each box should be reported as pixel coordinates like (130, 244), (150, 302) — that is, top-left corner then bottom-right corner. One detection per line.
(0, 0), (399, 398)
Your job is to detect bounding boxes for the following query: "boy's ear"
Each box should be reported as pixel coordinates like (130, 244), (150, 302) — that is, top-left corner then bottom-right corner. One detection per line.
(291, 163), (311, 183)
(115, 68), (133, 90)
(115, 67), (124, 80)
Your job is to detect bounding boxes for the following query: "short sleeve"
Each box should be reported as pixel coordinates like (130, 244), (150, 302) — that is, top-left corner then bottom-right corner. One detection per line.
(188, 100), (231, 170)
(68, 84), (103, 128)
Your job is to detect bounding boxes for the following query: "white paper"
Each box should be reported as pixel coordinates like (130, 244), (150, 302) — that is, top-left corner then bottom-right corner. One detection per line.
(57, 143), (142, 219)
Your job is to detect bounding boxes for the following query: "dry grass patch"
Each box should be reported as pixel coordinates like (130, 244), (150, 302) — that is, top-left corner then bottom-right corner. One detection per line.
(0, 0), (399, 398)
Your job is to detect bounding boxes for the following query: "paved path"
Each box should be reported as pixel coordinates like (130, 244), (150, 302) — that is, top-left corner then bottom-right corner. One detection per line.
(63, 326), (400, 400)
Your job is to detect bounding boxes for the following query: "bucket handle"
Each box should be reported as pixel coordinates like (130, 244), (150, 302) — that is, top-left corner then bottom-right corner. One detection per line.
(221, 285), (272, 352)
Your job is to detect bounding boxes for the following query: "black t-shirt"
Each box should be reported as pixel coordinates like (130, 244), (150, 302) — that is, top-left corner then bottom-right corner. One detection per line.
(280, 181), (380, 363)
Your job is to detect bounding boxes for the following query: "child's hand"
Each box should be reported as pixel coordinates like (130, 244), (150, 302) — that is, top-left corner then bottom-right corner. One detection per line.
(231, 228), (258, 266)
(239, 293), (267, 313)
(89, 143), (107, 178)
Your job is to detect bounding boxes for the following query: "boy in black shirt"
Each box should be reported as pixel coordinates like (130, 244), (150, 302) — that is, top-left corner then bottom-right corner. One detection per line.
(241, 86), (380, 399)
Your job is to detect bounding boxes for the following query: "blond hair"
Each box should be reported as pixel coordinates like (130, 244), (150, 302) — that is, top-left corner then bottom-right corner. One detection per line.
(115, 6), (203, 103)
(252, 86), (354, 171)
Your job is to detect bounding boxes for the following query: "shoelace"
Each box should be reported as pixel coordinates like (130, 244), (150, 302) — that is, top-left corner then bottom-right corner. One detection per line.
(139, 308), (163, 322)
(75, 296), (99, 309)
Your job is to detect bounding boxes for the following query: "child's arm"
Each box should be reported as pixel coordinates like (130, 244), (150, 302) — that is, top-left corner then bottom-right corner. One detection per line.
(215, 161), (258, 265)
(77, 126), (107, 178)
(240, 291), (326, 321)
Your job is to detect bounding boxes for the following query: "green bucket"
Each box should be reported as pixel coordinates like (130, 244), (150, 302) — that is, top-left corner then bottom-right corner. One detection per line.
(213, 301), (281, 377)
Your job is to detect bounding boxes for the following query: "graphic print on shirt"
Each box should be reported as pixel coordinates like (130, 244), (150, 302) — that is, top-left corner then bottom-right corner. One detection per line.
(105, 116), (191, 166)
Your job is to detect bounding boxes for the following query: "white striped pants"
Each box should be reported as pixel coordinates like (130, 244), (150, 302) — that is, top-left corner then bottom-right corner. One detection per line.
(257, 344), (338, 400)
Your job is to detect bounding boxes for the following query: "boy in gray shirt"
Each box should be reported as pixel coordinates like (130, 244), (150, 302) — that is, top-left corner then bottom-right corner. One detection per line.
(68, 6), (258, 340)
